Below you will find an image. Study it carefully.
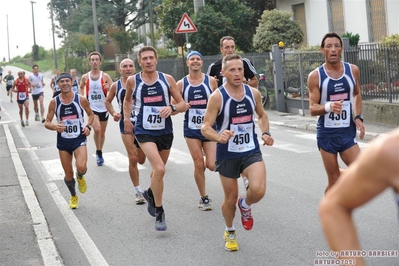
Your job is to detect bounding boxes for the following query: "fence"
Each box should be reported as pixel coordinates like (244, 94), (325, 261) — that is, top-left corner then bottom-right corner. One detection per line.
(116, 43), (399, 103)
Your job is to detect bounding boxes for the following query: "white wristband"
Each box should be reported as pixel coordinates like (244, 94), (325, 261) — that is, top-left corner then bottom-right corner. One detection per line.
(324, 102), (332, 113)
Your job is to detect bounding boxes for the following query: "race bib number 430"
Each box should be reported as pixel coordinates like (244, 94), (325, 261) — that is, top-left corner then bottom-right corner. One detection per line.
(324, 101), (350, 128)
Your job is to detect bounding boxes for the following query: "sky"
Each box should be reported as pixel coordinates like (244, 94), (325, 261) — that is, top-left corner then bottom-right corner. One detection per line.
(0, 0), (62, 61)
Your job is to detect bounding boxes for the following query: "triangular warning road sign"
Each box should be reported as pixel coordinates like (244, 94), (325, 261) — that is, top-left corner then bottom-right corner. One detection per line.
(175, 13), (198, 33)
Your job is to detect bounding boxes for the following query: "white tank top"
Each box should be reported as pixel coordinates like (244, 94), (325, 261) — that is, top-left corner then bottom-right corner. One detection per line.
(86, 71), (107, 112)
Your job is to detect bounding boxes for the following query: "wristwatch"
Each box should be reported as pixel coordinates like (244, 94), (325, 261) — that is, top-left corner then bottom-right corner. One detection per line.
(354, 114), (364, 122)
(169, 104), (177, 112)
(86, 125), (92, 131)
(262, 131), (271, 137)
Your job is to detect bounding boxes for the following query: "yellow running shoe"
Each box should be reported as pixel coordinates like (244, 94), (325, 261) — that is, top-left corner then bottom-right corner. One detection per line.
(76, 174), (87, 194)
(69, 195), (79, 209)
(224, 230), (239, 251)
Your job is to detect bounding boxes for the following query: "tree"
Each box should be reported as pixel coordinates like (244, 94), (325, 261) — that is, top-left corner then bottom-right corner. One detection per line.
(253, 9), (304, 52)
(157, 0), (256, 54)
(188, 6), (235, 55)
(51, 0), (157, 55)
(156, 0), (193, 48)
(104, 24), (140, 54)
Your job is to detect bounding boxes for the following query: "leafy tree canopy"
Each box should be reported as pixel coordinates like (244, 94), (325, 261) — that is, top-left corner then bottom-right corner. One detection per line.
(253, 9), (304, 52)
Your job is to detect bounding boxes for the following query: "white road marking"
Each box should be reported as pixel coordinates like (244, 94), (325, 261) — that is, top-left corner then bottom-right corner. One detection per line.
(271, 139), (315, 153)
(168, 148), (194, 164)
(14, 124), (109, 266)
(91, 151), (147, 172)
(5, 124), (62, 266)
(42, 159), (65, 181)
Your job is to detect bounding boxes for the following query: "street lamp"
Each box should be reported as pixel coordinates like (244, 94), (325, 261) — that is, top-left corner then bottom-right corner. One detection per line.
(30, 1), (36, 46)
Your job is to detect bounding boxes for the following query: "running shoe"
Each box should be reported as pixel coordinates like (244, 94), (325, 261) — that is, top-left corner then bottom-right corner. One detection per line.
(198, 195), (212, 211)
(69, 195), (79, 209)
(238, 196), (253, 230)
(224, 230), (239, 251)
(25, 120), (29, 126)
(135, 191), (145, 205)
(96, 154), (104, 166)
(155, 212), (167, 231)
(35, 113), (39, 121)
(76, 174), (87, 194)
(20, 120), (25, 127)
(143, 190), (156, 217)
(41, 117), (45, 123)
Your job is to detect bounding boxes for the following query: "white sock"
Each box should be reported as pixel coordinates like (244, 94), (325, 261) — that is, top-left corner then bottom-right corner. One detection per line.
(134, 186), (142, 193)
(241, 197), (250, 209)
(226, 226), (235, 232)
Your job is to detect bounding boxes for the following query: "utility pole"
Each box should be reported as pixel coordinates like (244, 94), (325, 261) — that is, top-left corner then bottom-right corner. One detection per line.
(193, 0), (204, 13)
(30, 1), (37, 46)
(6, 14), (10, 61)
(149, 0), (155, 47)
(91, 0), (100, 52)
(50, 0), (58, 69)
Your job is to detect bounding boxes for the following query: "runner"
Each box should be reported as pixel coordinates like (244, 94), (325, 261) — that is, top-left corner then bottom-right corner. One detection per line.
(319, 128), (399, 266)
(70, 69), (79, 94)
(12, 70), (31, 127)
(79, 52), (113, 166)
(44, 72), (94, 209)
(50, 68), (61, 98)
(123, 46), (188, 231)
(308, 32), (365, 192)
(28, 64), (46, 123)
(104, 58), (147, 204)
(201, 54), (274, 251)
(175, 51), (218, 210)
(3, 70), (15, 102)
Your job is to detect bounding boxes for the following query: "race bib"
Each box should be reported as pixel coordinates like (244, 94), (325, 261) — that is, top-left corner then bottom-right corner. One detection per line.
(324, 101), (351, 128)
(7, 80), (12, 86)
(143, 106), (165, 130)
(188, 108), (205, 129)
(228, 123), (255, 153)
(61, 119), (80, 139)
(18, 92), (26, 100)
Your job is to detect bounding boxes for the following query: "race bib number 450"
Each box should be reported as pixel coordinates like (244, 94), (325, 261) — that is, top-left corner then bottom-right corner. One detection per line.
(228, 123), (255, 153)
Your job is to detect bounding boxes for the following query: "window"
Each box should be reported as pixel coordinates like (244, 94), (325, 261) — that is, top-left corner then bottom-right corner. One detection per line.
(292, 3), (307, 46)
(327, 0), (345, 36)
(366, 0), (387, 42)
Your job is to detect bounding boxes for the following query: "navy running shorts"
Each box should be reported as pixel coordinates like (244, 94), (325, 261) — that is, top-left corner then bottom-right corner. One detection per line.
(57, 135), (87, 155)
(215, 152), (263, 178)
(135, 133), (173, 151)
(317, 137), (357, 154)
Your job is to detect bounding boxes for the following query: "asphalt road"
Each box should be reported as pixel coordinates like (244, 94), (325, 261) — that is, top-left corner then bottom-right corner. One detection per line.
(0, 66), (398, 266)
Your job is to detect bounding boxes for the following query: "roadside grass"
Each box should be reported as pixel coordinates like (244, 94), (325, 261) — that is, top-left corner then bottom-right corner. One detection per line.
(8, 57), (117, 79)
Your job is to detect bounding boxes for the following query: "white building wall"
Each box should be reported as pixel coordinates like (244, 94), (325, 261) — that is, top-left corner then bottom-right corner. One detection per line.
(342, 1), (369, 44)
(305, 1), (329, 45)
(386, 0), (399, 36)
(277, 0), (399, 46)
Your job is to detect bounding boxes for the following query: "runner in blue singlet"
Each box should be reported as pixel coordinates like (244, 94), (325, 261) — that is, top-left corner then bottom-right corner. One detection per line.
(104, 58), (146, 205)
(308, 32), (365, 193)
